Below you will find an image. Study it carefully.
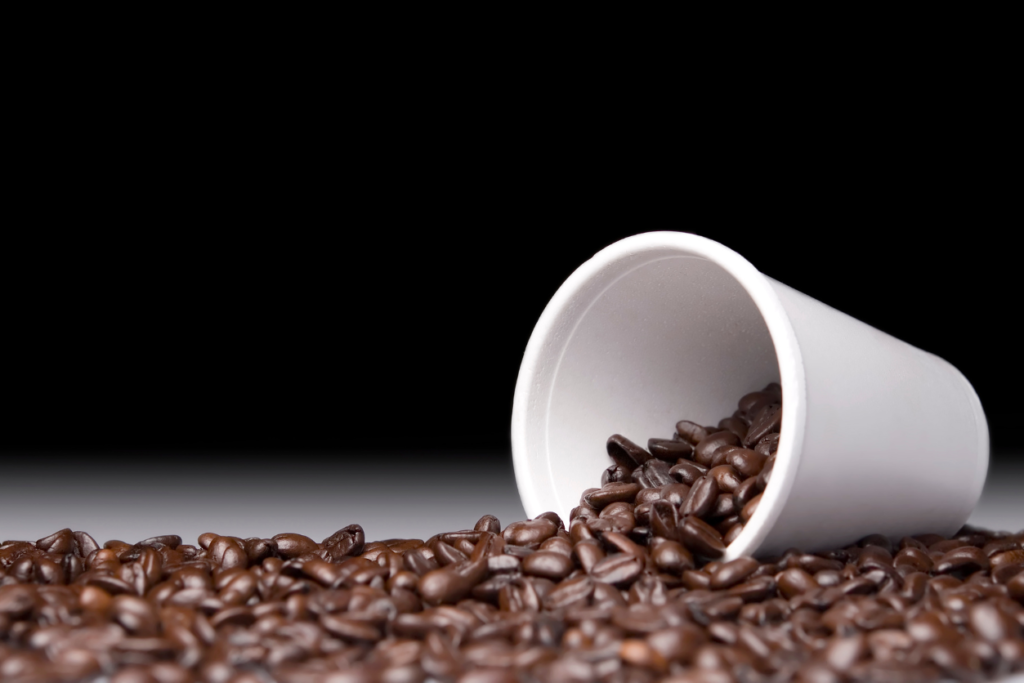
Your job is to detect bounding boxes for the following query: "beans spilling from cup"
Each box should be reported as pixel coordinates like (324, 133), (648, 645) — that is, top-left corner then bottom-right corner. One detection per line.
(1, 389), (1022, 682)
(591, 383), (783, 555)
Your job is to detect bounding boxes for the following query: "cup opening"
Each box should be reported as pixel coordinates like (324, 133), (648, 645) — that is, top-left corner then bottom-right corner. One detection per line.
(512, 232), (806, 559)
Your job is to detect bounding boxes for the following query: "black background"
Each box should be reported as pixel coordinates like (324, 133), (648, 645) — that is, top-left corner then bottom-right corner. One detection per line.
(2, 200), (1018, 458)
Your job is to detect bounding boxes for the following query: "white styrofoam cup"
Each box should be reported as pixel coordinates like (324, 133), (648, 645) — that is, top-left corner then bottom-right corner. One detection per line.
(511, 232), (989, 560)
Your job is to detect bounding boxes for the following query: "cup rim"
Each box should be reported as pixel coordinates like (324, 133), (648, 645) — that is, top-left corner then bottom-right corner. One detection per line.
(511, 231), (807, 559)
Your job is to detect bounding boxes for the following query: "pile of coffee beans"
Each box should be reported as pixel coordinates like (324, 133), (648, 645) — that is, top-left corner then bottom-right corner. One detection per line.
(592, 384), (784, 554)
(2, 387), (1022, 683)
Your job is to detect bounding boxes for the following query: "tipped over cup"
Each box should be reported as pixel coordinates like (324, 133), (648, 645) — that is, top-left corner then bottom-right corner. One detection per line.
(511, 232), (989, 560)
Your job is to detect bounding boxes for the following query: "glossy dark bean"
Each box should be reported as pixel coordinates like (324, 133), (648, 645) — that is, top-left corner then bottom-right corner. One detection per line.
(271, 533), (318, 559)
(661, 483), (691, 507)
(723, 524), (744, 545)
(670, 461), (708, 486)
(707, 465), (743, 494)
(502, 518), (557, 546)
(36, 528), (74, 554)
(590, 554), (643, 587)
(634, 459), (675, 488)
(679, 517), (726, 560)
(744, 402), (782, 448)
(572, 539), (605, 574)
(681, 476), (719, 518)
(649, 500), (679, 541)
(723, 448), (768, 478)
(732, 476), (761, 509)
(607, 434), (652, 468)
(584, 482), (642, 509)
(601, 464), (632, 485)
(648, 438), (694, 461)
(709, 494), (738, 520)
(754, 432), (781, 457)
(522, 552), (574, 580)
(935, 546), (990, 574)
(675, 421), (709, 445)
(693, 431), (741, 468)
(741, 493), (762, 523)
(709, 557), (759, 590)
(778, 568), (819, 599)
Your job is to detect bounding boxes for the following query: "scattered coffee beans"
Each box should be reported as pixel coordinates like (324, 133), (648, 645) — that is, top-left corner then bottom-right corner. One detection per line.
(1, 384), (1021, 682)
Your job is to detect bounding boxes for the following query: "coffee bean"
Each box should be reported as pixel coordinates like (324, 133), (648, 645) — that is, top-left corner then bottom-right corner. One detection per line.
(670, 461), (708, 486)
(502, 518), (557, 546)
(590, 554), (643, 587)
(634, 459), (675, 489)
(707, 465), (743, 494)
(755, 433), (781, 457)
(584, 483), (642, 509)
(607, 434), (651, 469)
(675, 421), (709, 445)
(717, 417), (748, 441)
(271, 533), (318, 559)
(522, 552), (574, 580)
(710, 557), (759, 590)
(693, 431), (741, 468)
(35, 528), (74, 554)
(681, 475), (719, 518)
(723, 448), (768, 478)
(648, 438), (694, 462)
(744, 402), (782, 447)
(741, 494), (762, 523)
(679, 517), (726, 560)
(732, 476), (761, 508)
(651, 539), (694, 574)
(935, 546), (990, 575)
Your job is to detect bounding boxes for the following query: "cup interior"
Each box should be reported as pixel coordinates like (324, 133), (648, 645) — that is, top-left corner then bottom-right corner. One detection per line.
(512, 238), (783, 532)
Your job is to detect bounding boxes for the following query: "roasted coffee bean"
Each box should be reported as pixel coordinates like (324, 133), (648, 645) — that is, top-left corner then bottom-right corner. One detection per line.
(755, 433), (781, 457)
(744, 402), (782, 447)
(681, 475), (719, 518)
(590, 554), (643, 587)
(648, 438), (694, 461)
(650, 539), (694, 574)
(709, 494), (738, 520)
(271, 533), (318, 559)
(693, 431), (741, 468)
(717, 417), (748, 441)
(710, 557), (759, 590)
(502, 518), (558, 546)
(936, 546), (990, 575)
(634, 459), (675, 489)
(723, 524), (744, 545)
(584, 482), (642, 508)
(675, 421), (709, 445)
(741, 493), (762, 523)
(322, 525), (365, 561)
(36, 528), (74, 554)
(661, 483), (691, 507)
(607, 434), (652, 468)
(732, 476), (761, 508)
(522, 552), (574, 580)
(601, 463), (632, 485)
(707, 465), (743, 494)
(649, 500), (679, 541)
(723, 448), (768, 478)
(670, 461), (708, 486)
(679, 517), (726, 560)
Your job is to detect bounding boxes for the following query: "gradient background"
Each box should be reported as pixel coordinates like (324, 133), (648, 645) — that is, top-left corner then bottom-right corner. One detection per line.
(1, 225), (1020, 546)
